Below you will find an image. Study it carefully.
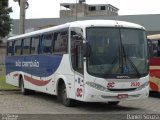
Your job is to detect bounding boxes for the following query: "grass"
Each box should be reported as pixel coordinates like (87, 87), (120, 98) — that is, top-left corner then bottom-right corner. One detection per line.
(0, 65), (19, 90)
(0, 76), (18, 90)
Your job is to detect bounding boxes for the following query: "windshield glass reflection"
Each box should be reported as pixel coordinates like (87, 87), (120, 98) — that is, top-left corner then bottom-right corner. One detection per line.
(86, 27), (148, 78)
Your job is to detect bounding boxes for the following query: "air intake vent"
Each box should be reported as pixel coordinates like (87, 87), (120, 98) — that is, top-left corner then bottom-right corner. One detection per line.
(108, 88), (136, 91)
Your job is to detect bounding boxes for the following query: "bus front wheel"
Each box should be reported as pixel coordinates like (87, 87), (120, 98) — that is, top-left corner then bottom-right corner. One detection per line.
(58, 82), (75, 107)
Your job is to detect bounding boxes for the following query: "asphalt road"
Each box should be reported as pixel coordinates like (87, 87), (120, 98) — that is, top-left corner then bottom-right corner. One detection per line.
(0, 91), (160, 120)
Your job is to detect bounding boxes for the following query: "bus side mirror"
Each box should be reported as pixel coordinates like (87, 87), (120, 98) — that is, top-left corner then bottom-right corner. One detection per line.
(72, 34), (91, 57)
(73, 34), (83, 41)
(83, 42), (91, 57)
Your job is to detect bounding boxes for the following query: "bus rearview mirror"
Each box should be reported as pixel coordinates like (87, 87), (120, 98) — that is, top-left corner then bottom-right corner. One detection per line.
(73, 34), (83, 41)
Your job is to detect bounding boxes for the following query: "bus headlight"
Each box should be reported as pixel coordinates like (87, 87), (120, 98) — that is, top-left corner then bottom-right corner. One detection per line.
(86, 81), (107, 91)
(136, 82), (149, 90)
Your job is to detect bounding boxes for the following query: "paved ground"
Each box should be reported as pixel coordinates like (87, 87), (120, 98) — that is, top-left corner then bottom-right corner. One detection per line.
(0, 91), (160, 120)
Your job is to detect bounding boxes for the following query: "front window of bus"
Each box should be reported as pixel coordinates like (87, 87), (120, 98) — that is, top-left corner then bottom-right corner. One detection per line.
(86, 27), (148, 78)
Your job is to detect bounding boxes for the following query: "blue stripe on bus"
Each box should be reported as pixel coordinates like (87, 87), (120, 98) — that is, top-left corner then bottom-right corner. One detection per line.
(5, 54), (63, 77)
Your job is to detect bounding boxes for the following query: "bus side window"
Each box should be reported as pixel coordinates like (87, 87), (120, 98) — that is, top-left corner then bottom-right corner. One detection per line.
(54, 30), (68, 54)
(148, 40), (153, 58)
(42, 33), (53, 54)
(12, 41), (15, 55)
(23, 37), (31, 55)
(15, 40), (22, 56)
(7, 41), (12, 56)
(151, 40), (160, 58)
(31, 36), (39, 54)
(158, 40), (160, 57)
(152, 43), (156, 57)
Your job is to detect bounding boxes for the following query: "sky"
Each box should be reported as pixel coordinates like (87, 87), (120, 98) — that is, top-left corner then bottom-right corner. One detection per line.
(9, 0), (160, 19)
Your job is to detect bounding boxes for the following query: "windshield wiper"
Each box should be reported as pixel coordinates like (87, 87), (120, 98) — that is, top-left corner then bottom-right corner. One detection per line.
(121, 45), (141, 77)
(105, 44), (141, 78)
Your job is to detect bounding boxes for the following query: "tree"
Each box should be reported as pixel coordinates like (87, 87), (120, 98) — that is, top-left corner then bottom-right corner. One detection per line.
(0, 0), (12, 39)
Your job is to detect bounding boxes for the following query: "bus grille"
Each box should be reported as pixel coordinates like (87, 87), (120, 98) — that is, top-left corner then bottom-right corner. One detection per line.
(108, 88), (136, 91)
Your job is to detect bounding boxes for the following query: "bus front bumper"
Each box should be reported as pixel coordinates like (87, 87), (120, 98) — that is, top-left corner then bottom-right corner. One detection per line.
(83, 85), (149, 102)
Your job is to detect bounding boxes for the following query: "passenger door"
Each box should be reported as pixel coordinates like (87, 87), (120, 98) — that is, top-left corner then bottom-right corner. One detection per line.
(70, 27), (84, 101)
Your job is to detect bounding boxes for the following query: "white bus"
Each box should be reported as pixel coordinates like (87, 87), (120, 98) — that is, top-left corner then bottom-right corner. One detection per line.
(6, 20), (149, 106)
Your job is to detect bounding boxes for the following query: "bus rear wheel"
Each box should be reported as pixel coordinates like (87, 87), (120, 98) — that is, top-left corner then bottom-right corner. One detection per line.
(20, 77), (32, 95)
(58, 83), (75, 107)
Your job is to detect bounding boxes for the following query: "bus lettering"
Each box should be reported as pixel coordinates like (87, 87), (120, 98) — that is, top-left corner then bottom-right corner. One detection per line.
(107, 82), (115, 88)
(15, 61), (39, 68)
(131, 82), (140, 87)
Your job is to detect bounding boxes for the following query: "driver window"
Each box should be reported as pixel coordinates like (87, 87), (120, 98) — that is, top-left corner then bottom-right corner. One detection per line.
(151, 40), (160, 57)
(71, 27), (83, 74)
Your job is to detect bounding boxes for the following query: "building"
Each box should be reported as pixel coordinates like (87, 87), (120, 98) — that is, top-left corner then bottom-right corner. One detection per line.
(60, 3), (119, 18)
(11, 14), (160, 36)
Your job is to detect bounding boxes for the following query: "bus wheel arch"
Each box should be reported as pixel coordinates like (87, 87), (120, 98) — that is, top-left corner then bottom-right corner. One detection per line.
(19, 74), (27, 95)
(18, 74), (32, 95)
(57, 78), (75, 107)
(57, 78), (66, 101)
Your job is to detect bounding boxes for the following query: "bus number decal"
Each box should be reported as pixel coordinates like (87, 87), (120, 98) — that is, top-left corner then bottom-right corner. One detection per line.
(76, 88), (82, 97)
(131, 82), (140, 87)
(107, 82), (115, 88)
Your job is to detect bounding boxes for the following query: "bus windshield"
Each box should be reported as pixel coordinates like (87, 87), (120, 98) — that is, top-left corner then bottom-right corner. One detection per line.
(86, 27), (148, 78)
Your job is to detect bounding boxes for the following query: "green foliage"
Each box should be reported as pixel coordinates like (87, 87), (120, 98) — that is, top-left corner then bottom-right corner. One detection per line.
(0, 0), (12, 38)
(0, 76), (18, 90)
(0, 65), (18, 90)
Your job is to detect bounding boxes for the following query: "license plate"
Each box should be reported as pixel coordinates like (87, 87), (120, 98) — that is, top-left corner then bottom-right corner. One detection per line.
(117, 94), (128, 99)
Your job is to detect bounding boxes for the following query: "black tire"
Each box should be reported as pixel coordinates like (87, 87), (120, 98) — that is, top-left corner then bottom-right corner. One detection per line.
(58, 83), (75, 107)
(108, 101), (120, 105)
(20, 77), (32, 95)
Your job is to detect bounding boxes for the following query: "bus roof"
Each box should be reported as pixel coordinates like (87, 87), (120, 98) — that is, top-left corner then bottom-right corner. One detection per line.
(147, 34), (160, 40)
(69, 20), (145, 29)
(8, 20), (145, 41)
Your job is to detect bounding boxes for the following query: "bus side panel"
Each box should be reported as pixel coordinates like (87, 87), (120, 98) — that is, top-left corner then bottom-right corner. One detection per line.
(6, 56), (22, 87)
(5, 54), (63, 92)
(5, 54), (76, 98)
(53, 54), (75, 99)
(149, 58), (160, 92)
